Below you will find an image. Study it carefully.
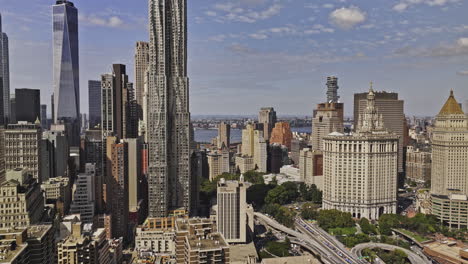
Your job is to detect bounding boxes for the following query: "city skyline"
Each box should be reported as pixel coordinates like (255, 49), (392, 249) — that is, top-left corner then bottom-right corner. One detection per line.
(0, 0), (467, 116)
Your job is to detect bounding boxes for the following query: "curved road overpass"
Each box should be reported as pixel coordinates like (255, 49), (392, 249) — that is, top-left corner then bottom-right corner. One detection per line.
(254, 212), (364, 264)
(351, 243), (431, 264)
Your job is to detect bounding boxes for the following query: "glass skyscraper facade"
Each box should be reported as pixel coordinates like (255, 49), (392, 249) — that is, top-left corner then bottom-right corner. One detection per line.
(53, 0), (79, 122)
(0, 13), (10, 125)
(88, 80), (101, 129)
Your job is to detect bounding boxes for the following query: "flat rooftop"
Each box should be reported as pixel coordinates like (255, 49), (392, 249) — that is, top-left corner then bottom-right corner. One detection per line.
(187, 233), (228, 251)
(230, 243), (258, 263)
(425, 241), (468, 264)
(261, 255), (321, 264)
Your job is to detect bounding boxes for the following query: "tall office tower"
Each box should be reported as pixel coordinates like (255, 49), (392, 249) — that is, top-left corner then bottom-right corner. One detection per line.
(0, 129), (4, 183)
(5, 122), (42, 182)
(101, 64), (136, 139)
(299, 148), (324, 189)
(40, 104), (47, 128)
(53, 0), (79, 123)
(217, 122), (230, 149)
(431, 91), (468, 229)
(9, 94), (15, 124)
(323, 88), (398, 220)
(406, 146), (431, 183)
(70, 168), (96, 224)
(326, 76), (339, 103)
(51, 93), (55, 122)
(241, 124), (255, 156)
(88, 80), (101, 129)
(175, 218), (230, 263)
(147, 0), (191, 217)
(290, 138), (308, 165)
(269, 144), (288, 173)
(107, 139), (129, 241)
(0, 169), (45, 228)
(207, 146), (230, 181)
(236, 124), (267, 173)
(259, 107), (277, 141)
(124, 138), (145, 226)
(0, 13), (10, 125)
(41, 130), (69, 181)
(270, 122), (293, 149)
(134, 41), (149, 120)
(53, 0), (79, 146)
(15, 88), (41, 123)
(312, 102), (344, 151)
(191, 151), (207, 216)
(253, 130), (268, 173)
(217, 177), (250, 244)
(81, 129), (103, 212)
(354, 90), (405, 173)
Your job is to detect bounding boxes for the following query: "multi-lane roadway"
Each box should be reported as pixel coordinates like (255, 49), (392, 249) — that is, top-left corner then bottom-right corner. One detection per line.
(254, 212), (366, 264)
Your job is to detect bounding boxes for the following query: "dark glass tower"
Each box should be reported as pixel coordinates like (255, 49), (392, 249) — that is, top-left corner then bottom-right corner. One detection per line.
(147, 0), (191, 217)
(88, 80), (101, 129)
(15, 89), (41, 123)
(53, 0), (79, 145)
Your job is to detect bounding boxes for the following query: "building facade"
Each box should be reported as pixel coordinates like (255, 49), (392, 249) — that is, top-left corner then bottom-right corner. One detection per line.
(53, 0), (79, 123)
(326, 76), (339, 103)
(107, 140), (129, 241)
(299, 148), (324, 190)
(41, 129), (69, 181)
(101, 64), (137, 140)
(259, 107), (277, 141)
(175, 218), (230, 264)
(147, 0), (191, 217)
(0, 13), (10, 124)
(312, 102), (344, 151)
(88, 80), (101, 129)
(208, 147), (230, 181)
(218, 122), (230, 149)
(270, 122), (293, 149)
(430, 91), (468, 229)
(5, 122), (42, 182)
(135, 217), (179, 256)
(0, 169), (44, 228)
(354, 90), (405, 173)
(217, 178), (250, 243)
(15, 88), (41, 123)
(323, 88), (398, 220)
(70, 171), (95, 224)
(134, 41), (149, 120)
(406, 146), (432, 183)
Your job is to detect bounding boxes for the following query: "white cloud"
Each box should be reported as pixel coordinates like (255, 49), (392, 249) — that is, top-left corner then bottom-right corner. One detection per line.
(80, 14), (125, 28)
(209, 2), (282, 23)
(393, 0), (460, 12)
(323, 4), (335, 9)
(329, 6), (366, 30)
(457, 70), (468, 76)
(394, 37), (468, 57)
(457, 37), (468, 47)
(249, 33), (268, 39)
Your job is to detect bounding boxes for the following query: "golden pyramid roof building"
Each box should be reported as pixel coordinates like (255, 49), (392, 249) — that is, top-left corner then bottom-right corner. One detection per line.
(438, 90), (465, 115)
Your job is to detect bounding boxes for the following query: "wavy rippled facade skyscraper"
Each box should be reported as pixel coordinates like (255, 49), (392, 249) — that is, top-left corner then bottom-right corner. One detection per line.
(147, 0), (191, 217)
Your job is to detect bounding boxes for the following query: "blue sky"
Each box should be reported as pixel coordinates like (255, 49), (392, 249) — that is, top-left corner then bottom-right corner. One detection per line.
(1, 0), (468, 116)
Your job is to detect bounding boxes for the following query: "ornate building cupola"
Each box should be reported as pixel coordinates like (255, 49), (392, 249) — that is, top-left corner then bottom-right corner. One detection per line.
(358, 83), (387, 133)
